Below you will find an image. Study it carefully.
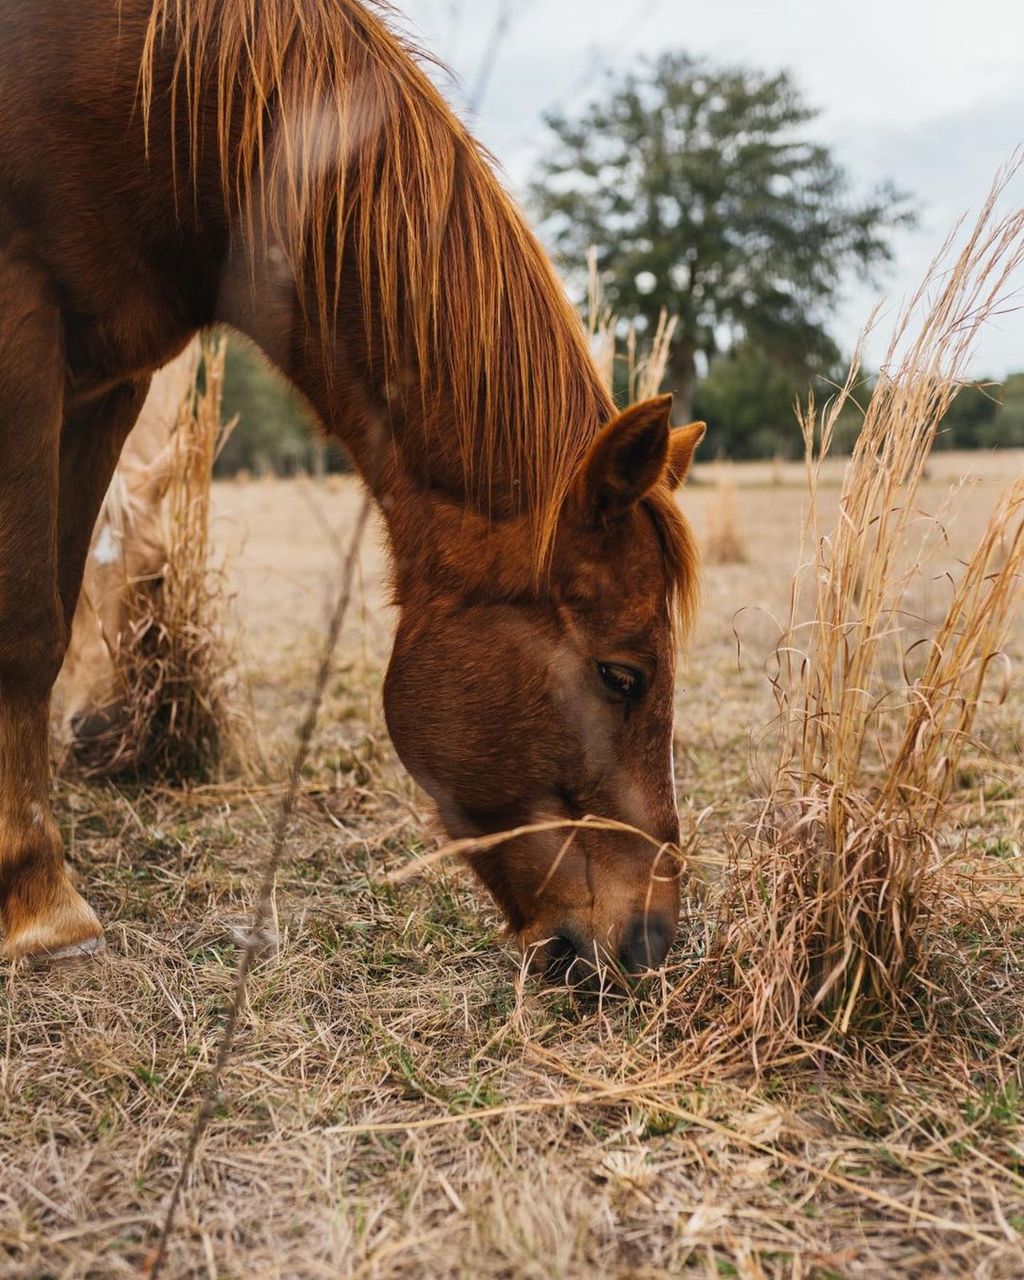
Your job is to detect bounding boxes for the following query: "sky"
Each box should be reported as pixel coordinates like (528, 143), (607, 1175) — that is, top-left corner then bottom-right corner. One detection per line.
(391, 0), (1024, 376)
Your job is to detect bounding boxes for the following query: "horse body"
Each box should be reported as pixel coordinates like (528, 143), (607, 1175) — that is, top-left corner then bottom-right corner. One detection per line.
(0, 0), (702, 979)
(0, 3), (216, 387)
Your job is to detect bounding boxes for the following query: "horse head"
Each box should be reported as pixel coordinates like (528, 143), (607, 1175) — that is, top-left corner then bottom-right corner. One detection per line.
(384, 395), (704, 983)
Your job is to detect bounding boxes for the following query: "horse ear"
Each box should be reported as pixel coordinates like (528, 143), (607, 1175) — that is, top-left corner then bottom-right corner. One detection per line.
(664, 421), (706, 489)
(578, 394), (673, 521)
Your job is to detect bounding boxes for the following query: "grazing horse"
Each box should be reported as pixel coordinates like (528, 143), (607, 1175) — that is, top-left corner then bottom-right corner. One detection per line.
(0, 0), (703, 978)
(55, 343), (200, 751)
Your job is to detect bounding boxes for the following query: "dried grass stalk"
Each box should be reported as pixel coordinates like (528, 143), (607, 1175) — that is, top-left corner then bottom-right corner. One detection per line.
(586, 247), (677, 403)
(718, 170), (1024, 1044)
(705, 469), (746, 565)
(86, 334), (237, 780)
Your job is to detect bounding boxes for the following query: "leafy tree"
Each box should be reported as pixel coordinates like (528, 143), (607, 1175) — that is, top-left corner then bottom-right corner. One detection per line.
(982, 372), (1024, 448)
(693, 343), (804, 459)
(977, 403), (1024, 449)
(936, 382), (999, 450)
(694, 359), (1024, 459)
(216, 338), (347, 476)
(1003, 372), (1024, 406)
(532, 53), (916, 419)
(939, 375), (1024, 450)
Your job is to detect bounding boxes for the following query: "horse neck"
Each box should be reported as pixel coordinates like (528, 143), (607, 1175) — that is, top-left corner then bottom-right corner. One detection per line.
(277, 267), (609, 572)
(281, 335), (540, 604)
(217, 89), (612, 539)
(391, 470), (553, 605)
(287, 330), (492, 514)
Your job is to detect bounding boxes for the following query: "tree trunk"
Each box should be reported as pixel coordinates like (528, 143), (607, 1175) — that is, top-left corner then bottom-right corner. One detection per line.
(669, 338), (698, 422)
(311, 436), (326, 482)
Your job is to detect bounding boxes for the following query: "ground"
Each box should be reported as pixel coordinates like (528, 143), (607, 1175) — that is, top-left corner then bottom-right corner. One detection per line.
(3, 454), (1024, 1278)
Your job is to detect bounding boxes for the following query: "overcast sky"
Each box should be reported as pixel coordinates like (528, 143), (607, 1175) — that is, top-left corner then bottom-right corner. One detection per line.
(392, 0), (1024, 376)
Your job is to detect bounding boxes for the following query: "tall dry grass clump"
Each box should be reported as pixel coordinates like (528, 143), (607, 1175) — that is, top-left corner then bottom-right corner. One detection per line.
(717, 175), (1024, 1046)
(704, 468), (746, 565)
(96, 335), (237, 780)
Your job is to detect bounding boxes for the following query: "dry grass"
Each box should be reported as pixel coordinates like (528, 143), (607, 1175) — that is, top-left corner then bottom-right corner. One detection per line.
(704, 468), (747, 565)
(4, 204), (1024, 1275)
(3, 457), (1023, 1277)
(712, 176), (1024, 1050)
(587, 246), (677, 403)
(80, 336), (238, 781)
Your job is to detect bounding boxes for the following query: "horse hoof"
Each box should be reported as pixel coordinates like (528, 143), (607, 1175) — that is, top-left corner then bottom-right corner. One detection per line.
(2, 883), (105, 966)
(25, 934), (107, 967)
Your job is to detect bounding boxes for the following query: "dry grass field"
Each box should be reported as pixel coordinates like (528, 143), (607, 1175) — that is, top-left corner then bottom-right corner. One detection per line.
(3, 452), (1024, 1279)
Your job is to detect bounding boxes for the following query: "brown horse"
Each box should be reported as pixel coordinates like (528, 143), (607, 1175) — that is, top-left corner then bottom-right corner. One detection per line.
(55, 343), (200, 750)
(0, 0), (703, 979)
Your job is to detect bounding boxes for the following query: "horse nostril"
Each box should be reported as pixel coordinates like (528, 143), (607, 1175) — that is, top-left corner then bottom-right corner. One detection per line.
(69, 705), (122, 743)
(621, 915), (673, 974)
(545, 931), (584, 982)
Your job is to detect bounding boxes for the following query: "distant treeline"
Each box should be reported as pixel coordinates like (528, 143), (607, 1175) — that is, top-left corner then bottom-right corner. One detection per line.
(214, 337), (350, 477)
(209, 336), (1024, 476)
(693, 344), (1024, 460)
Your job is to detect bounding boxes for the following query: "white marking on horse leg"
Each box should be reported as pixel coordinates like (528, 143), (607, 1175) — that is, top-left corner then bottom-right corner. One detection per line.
(92, 523), (120, 565)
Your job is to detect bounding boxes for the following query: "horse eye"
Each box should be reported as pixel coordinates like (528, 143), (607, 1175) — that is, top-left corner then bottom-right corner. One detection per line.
(597, 662), (644, 700)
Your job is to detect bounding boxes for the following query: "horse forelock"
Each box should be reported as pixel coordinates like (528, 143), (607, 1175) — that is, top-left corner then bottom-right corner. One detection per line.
(140, 0), (615, 566)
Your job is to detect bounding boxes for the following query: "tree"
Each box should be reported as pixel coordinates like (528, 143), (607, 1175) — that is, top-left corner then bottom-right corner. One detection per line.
(936, 382), (999, 450)
(693, 343), (804, 459)
(937, 375), (1024, 450)
(531, 53), (915, 419)
(988, 373), (1024, 448)
(215, 337), (348, 477)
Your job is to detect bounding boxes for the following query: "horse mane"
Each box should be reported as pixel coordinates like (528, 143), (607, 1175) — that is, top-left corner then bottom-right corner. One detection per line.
(139, 0), (697, 625)
(645, 486), (701, 644)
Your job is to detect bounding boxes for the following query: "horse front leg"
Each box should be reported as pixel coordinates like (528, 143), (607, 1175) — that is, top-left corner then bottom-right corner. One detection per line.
(57, 377), (151, 631)
(0, 249), (103, 961)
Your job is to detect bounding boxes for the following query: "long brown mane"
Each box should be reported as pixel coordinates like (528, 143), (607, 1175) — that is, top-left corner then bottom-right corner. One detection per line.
(140, 0), (697, 629)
